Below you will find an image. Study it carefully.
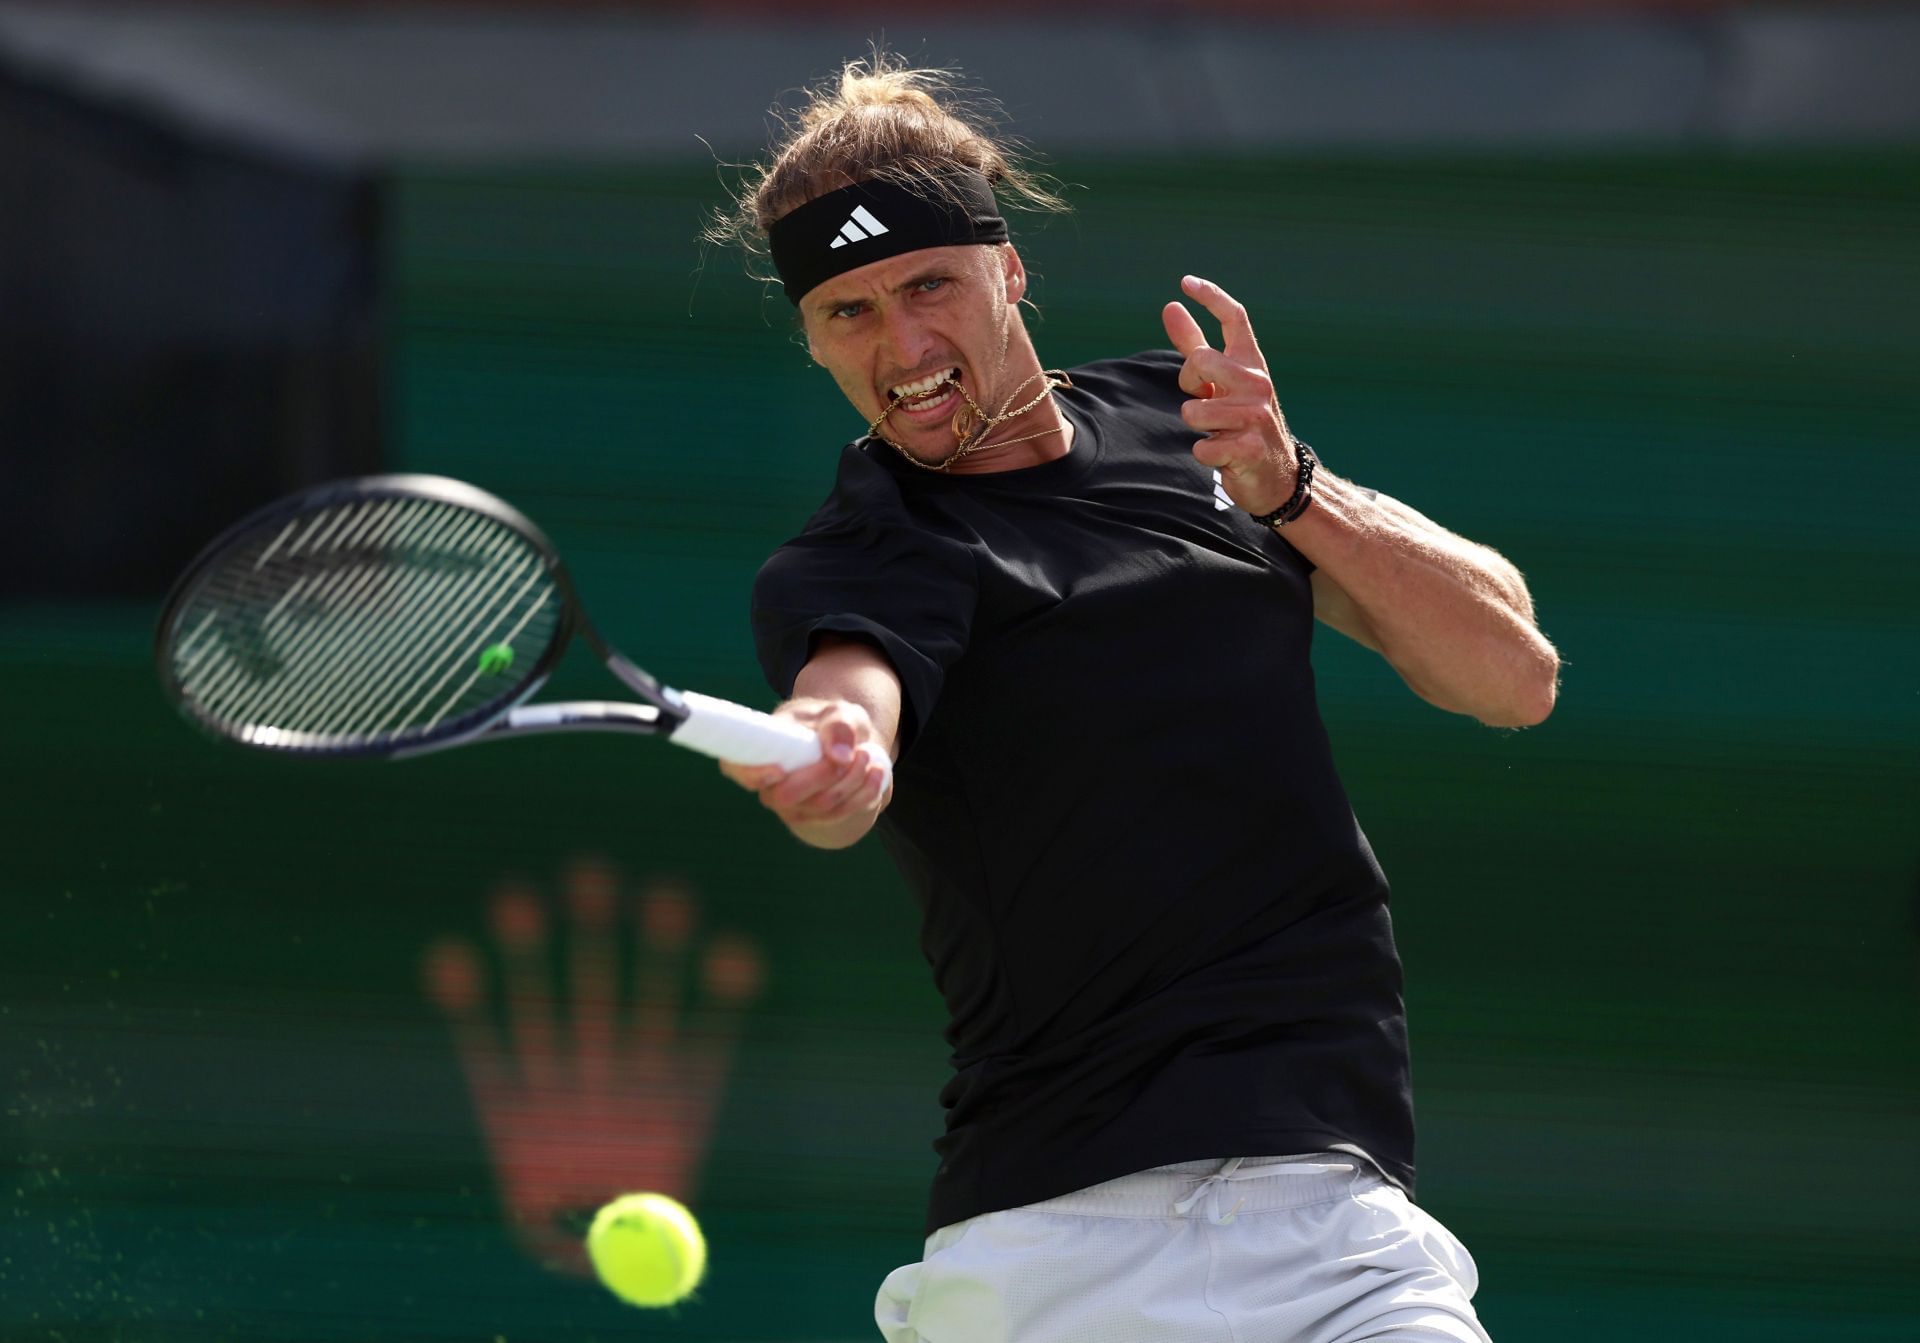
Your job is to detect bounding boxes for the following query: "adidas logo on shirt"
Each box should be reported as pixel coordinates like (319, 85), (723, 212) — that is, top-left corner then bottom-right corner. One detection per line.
(1211, 470), (1233, 511)
(829, 205), (891, 250)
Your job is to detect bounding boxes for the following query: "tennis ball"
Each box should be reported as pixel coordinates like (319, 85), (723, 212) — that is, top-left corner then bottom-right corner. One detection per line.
(476, 643), (514, 676)
(585, 1192), (706, 1309)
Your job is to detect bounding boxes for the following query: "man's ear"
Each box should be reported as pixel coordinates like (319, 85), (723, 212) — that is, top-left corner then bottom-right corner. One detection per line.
(1002, 245), (1027, 302)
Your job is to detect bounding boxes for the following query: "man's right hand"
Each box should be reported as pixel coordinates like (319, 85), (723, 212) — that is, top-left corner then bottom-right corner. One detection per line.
(719, 634), (903, 849)
(719, 695), (893, 850)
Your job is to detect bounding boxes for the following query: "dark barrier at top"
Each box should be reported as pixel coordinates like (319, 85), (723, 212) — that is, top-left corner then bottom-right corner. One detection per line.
(214, 0), (1744, 12)
(0, 66), (381, 600)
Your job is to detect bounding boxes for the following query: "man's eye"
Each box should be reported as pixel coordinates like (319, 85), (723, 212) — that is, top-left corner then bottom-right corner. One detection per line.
(833, 303), (865, 320)
(917, 278), (947, 294)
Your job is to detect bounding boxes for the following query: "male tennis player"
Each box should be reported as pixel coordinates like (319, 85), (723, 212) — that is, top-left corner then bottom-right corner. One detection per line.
(715, 56), (1557, 1343)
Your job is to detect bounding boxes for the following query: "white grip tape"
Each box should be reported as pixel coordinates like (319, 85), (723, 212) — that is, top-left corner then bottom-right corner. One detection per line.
(670, 690), (822, 770)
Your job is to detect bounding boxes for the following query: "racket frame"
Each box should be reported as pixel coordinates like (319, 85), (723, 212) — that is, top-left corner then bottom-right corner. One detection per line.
(155, 474), (692, 759)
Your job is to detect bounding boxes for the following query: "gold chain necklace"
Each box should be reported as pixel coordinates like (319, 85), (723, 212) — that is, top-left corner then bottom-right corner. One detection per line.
(868, 369), (1074, 473)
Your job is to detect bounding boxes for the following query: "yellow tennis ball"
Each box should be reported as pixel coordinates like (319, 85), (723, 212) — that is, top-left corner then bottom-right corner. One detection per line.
(585, 1192), (706, 1309)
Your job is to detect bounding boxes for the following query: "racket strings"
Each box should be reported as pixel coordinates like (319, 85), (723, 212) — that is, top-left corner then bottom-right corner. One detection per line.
(200, 503), (550, 741)
(353, 535), (545, 737)
(168, 496), (563, 747)
(181, 498), (437, 713)
(186, 499), (463, 724)
(183, 497), (470, 729)
(256, 506), (508, 734)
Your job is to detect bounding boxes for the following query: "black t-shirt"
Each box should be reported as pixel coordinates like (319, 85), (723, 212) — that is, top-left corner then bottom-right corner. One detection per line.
(753, 350), (1413, 1233)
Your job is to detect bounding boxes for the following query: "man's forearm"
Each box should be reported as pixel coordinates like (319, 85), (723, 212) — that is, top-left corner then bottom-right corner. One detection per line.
(793, 636), (904, 759)
(1289, 471), (1560, 727)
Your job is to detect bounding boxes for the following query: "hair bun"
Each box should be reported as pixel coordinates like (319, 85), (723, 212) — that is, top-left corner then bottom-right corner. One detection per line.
(705, 48), (1068, 273)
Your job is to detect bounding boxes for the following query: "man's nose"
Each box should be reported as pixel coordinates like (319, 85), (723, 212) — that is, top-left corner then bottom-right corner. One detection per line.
(878, 305), (934, 370)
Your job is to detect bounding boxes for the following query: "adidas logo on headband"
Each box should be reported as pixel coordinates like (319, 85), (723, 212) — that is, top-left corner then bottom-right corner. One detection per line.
(829, 205), (890, 250)
(768, 172), (1009, 303)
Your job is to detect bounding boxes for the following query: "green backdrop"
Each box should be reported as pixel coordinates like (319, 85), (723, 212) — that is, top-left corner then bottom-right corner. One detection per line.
(4, 151), (1916, 1341)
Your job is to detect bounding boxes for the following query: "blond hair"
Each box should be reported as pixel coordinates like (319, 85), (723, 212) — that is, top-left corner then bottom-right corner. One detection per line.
(707, 52), (1068, 280)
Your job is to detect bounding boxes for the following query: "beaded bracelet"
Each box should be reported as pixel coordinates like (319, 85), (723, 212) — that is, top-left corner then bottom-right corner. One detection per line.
(1249, 438), (1318, 529)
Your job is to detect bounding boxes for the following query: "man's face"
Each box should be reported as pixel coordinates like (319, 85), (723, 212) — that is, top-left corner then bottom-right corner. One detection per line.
(801, 243), (1028, 463)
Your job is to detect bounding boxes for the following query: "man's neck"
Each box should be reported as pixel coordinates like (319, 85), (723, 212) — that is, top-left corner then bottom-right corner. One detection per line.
(944, 363), (1074, 475)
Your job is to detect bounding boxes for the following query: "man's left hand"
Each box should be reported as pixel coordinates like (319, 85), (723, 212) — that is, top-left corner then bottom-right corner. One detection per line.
(1162, 275), (1298, 516)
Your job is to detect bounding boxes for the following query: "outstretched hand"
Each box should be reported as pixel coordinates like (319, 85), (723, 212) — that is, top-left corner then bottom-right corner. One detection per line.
(1162, 275), (1300, 516)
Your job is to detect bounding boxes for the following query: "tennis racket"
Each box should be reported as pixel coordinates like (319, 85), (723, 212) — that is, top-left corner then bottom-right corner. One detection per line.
(155, 473), (823, 770)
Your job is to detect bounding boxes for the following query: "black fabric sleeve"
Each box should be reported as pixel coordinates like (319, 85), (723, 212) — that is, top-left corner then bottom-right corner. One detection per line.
(751, 513), (976, 752)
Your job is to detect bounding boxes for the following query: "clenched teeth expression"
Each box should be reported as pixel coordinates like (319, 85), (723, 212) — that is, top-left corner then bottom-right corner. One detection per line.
(888, 367), (960, 404)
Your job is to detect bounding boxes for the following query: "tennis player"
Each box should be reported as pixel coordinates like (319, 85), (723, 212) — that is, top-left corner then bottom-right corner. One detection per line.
(714, 55), (1558, 1343)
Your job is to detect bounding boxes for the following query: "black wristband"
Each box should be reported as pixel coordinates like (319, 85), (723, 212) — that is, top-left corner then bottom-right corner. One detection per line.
(1248, 438), (1317, 529)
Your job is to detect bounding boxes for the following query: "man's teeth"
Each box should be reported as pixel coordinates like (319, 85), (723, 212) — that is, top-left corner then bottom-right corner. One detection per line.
(891, 369), (959, 400)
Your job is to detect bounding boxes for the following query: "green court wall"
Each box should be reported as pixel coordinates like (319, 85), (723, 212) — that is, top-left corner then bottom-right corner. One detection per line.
(3, 151), (1915, 1341)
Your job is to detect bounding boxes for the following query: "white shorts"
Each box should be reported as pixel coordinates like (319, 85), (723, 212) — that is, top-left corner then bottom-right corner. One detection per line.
(875, 1154), (1490, 1343)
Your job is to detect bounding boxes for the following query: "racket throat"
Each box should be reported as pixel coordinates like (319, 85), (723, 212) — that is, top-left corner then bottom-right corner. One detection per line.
(504, 701), (670, 735)
(595, 647), (697, 734)
(387, 700), (673, 757)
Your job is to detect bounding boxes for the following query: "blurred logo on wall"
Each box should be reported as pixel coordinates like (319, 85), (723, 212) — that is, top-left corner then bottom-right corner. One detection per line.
(420, 858), (763, 1276)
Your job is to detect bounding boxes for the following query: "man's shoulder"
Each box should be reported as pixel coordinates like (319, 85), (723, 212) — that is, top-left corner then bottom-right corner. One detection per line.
(797, 438), (911, 533)
(1069, 348), (1183, 378)
(1064, 349), (1184, 402)
(754, 438), (973, 608)
(762, 439), (940, 578)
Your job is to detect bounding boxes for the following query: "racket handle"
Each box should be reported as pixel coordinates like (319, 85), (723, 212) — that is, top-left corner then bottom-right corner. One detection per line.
(671, 691), (823, 770)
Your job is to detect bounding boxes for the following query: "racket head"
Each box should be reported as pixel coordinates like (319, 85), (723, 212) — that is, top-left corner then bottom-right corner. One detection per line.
(156, 474), (580, 757)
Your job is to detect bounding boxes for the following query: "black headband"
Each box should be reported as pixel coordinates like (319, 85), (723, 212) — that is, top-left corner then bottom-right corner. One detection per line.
(768, 172), (1009, 305)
